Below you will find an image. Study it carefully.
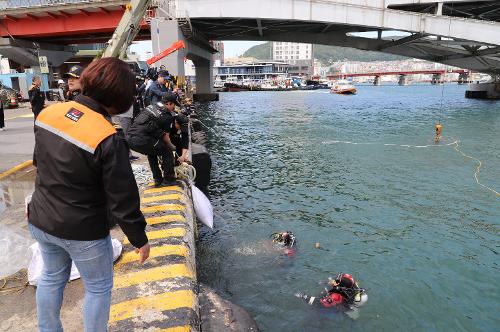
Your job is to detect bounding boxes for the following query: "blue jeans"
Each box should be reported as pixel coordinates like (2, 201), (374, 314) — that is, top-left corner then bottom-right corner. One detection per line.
(29, 223), (113, 332)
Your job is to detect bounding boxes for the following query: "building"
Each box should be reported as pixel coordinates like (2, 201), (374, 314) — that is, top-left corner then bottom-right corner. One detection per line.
(272, 42), (313, 76)
(215, 60), (289, 82)
(272, 42), (311, 62)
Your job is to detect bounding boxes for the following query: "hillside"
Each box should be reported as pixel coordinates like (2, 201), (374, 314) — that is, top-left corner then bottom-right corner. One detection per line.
(241, 42), (407, 63)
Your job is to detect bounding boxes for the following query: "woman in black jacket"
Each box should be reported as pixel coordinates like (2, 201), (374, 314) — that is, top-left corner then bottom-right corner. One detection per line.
(29, 58), (150, 332)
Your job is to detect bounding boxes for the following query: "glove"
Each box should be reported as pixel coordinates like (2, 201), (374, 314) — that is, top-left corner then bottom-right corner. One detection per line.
(294, 292), (309, 301)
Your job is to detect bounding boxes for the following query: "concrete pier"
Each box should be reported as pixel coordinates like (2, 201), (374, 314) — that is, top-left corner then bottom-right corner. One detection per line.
(109, 182), (199, 331)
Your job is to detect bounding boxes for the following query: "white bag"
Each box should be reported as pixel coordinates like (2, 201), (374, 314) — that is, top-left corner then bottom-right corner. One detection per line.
(28, 238), (123, 286)
(191, 185), (214, 228)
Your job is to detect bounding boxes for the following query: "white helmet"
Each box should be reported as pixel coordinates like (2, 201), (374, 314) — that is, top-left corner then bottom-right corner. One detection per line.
(58, 79), (64, 84)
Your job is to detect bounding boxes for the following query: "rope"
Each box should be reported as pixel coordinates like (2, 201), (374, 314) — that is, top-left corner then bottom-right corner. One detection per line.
(0, 270), (28, 294)
(323, 138), (499, 198)
(175, 162), (196, 183)
(452, 141), (500, 197)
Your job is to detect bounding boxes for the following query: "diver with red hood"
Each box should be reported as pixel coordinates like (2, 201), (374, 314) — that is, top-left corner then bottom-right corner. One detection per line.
(270, 231), (297, 256)
(295, 273), (368, 309)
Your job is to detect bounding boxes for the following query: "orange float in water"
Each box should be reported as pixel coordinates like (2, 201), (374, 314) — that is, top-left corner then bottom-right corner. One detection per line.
(435, 123), (443, 135)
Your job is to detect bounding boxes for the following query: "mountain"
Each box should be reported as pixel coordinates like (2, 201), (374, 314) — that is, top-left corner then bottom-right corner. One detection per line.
(241, 42), (407, 63)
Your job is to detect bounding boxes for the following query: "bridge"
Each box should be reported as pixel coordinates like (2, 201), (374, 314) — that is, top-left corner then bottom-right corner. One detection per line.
(1, 0), (500, 95)
(328, 69), (471, 84)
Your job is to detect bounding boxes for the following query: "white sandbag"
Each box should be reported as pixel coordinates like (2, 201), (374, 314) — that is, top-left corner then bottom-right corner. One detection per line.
(28, 238), (123, 286)
(192, 185), (214, 228)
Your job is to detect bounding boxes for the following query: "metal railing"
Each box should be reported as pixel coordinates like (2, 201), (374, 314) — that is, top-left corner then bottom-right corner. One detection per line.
(2, 0), (122, 10)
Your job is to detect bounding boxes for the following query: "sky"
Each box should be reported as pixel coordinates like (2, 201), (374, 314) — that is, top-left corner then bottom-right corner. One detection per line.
(130, 40), (264, 60)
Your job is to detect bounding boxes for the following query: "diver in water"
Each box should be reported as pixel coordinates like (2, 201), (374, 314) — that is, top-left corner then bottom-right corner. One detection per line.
(270, 231), (297, 257)
(271, 231), (296, 247)
(295, 273), (367, 310)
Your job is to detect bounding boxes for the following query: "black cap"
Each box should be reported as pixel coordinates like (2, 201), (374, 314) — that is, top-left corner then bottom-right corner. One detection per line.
(63, 65), (83, 78)
(158, 70), (169, 78)
(162, 93), (180, 106)
(175, 114), (189, 125)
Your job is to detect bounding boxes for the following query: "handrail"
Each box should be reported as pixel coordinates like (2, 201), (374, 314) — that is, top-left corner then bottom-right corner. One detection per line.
(2, 0), (120, 9)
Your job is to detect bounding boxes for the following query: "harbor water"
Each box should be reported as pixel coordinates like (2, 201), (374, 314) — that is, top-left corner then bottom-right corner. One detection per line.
(196, 85), (499, 331)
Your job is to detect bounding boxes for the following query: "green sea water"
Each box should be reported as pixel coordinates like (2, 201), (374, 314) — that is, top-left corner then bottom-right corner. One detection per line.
(196, 85), (499, 331)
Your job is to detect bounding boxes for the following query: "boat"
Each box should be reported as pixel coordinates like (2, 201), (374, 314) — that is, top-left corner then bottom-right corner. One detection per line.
(330, 80), (357, 94)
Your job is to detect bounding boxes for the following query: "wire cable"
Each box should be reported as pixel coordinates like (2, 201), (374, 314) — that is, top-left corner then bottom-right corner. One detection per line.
(323, 138), (499, 198)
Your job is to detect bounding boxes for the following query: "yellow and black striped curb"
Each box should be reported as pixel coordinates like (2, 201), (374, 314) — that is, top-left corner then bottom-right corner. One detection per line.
(110, 182), (199, 332)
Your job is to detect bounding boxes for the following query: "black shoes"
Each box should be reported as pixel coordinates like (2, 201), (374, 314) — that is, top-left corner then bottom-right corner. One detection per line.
(154, 178), (178, 188)
(161, 178), (178, 186)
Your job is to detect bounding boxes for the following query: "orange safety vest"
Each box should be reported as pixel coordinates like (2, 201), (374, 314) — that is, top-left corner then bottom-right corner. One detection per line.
(35, 101), (116, 154)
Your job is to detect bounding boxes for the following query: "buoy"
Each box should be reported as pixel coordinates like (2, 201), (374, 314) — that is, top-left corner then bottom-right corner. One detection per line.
(435, 123), (442, 142)
(315, 242), (321, 249)
(435, 123), (442, 136)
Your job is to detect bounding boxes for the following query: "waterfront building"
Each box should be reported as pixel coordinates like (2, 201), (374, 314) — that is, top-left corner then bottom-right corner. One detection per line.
(215, 60), (289, 83)
(272, 42), (313, 77)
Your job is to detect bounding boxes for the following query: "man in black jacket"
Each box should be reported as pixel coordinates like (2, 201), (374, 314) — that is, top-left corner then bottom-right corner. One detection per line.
(128, 98), (178, 187)
(28, 76), (45, 119)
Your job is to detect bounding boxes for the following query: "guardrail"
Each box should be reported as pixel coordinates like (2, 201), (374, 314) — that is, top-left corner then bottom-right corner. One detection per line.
(2, 0), (109, 9)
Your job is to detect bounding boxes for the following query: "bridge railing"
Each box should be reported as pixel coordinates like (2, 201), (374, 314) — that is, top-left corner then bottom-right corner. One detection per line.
(1, 0), (120, 10)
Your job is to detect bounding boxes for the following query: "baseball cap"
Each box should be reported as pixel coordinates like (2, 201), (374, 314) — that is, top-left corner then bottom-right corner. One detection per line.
(63, 65), (83, 78)
(57, 79), (64, 84)
(158, 70), (169, 78)
(162, 93), (180, 106)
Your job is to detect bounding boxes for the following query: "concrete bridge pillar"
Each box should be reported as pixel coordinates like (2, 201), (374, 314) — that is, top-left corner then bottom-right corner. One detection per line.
(151, 19), (218, 101)
(398, 75), (408, 86)
(373, 76), (381, 86)
(151, 20), (186, 77)
(191, 57), (213, 94)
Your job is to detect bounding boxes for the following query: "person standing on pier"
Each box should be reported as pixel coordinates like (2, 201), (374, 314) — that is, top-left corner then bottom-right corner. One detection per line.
(63, 65), (83, 101)
(28, 76), (45, 119)
(28, 58), (150, 332)
(0, 97), (4, 131)
(149, 70), (171, 105)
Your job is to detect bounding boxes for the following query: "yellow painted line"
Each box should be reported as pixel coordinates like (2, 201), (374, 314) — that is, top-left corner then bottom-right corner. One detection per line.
(0, 160), (33, 180)
(109, 290), (195, 323)
(156, 326), (191, 332)
(142, 193), (184, 203)
(142, 204), (186, 214)
(5, 113), (34, 120)
(114, 264), (193, 289)
(144, 186), (183, 194)
(115, 244), (188, 267)
(146, 214), (186, 225)
(123, 228), (186, 244)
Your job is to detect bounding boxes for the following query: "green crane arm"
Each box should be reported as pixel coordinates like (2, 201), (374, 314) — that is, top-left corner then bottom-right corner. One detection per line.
(102, 0), (152, 58)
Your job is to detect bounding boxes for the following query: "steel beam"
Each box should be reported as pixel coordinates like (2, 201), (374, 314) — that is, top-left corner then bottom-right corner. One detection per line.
(378, 33), (425, 50)
(256, 19), (263, 37)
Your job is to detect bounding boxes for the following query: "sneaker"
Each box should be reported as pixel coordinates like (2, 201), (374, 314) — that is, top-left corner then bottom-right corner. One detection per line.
(129, 155), (139, 161)
(0, 128), (5, 131)
(154, 179), (164, 188)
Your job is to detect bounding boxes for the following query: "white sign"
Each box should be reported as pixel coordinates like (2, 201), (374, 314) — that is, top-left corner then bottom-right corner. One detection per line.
(38, 56), (49, 73)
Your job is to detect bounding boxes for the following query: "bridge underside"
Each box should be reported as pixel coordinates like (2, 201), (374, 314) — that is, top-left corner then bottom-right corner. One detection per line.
(187, 17), (500, 75)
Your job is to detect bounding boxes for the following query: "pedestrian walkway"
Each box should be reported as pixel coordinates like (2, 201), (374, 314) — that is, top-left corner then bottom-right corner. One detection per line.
(109, 182), (199, 332)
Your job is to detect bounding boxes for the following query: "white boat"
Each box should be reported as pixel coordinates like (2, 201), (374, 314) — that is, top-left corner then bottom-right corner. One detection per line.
(330, 80), (357, 94)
